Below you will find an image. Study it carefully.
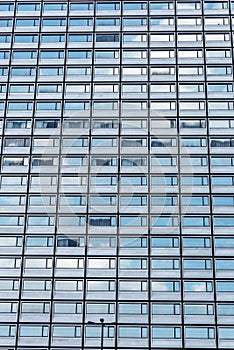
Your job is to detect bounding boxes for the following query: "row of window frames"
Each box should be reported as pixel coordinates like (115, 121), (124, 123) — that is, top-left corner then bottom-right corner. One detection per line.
(2, 51), (234, 63)
(20, 48), (233, 61)
(1, 301), (234, 317)
(3, 18), (234, 28)
(0, 326), (234, 341)
(2, 101), (234, 112)
(24, 49), (231, 61)
(2, 2), (234, 12)
(1, 175), (233, 187)
(1, 32), (234, 48)
(3, 35), (234, 46)
(2, 137), (234, 148)
(2, 325), (234, 341)
(0, 235), (232, 249)
(4, 156), (234, 168)
(4, 49), (234, 61)
(2, 279), (234, 293)
(1, 17), (234, 27)
(3, 1), (234, 12)
(2, 65), (234, 75)
(2, 67), (234, 78)
(2, 83), (234, 94)
(0, 215), (233, 227)
(0, 118), (233, 131)
(2, 99), (234, 110)
(0, 324), (232, 340)
(2, 101), (234, 113)
(3, 257), (234, 271)
(10, 17), (233, 27)
(1, 194), (234, 207)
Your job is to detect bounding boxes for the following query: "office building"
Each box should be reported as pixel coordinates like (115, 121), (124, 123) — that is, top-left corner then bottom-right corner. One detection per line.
(0, 0), (234, 349)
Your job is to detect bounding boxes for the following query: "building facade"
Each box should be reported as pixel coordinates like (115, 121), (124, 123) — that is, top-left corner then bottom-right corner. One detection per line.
(0, 0), (234, 348)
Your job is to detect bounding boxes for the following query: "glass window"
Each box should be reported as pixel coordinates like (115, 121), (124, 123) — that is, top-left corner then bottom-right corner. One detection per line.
(0, 302), (17, 313)
(69, 18), (93, 26)
(119, 258), (147, 269)
(91, 176), (117, 186)
(183, 237), (210, 248)
(55, 280), (82, 291)
(151, 176), (178, 186)
(15, 19), (39, 27)
(120, 216), (147, 226)
(17, 3), (40, 11)
(41, 35), (65, 43)
(21, 302), (49, 313)
(14, 35), (38, 43)
(217, 281), (234, 292)
(40, 51), (64, 59)
(216, 259), (234, 270)
(88, 237), (116, 248)
(152, 281), (180, 292)
(97, 3), (120, 10)
(152, 327), (181, 339)
(119, 237), (147, 248)
(121, 176), (147, 186)
(119, 303), (147, 314)
(70, 3), (94, 10)
(215, 237), (234, 248)
(217, 304), (234, 315)
(152, 303), (180, 315)
(0, 19), (13, 27)
(10, 84), (34, 93)
(57, 236), (84, 247)
(184, 281), (213, 292)
(87, 280), (115, 291)
(26, 236), (53, 247)
(151, 196), (178, 206)
(92, 138), (117, 147)
(11, 68), (35, 76)
(183, 259), (211, 270)
(185, 327), (215, 339)
(54, 303), (81, 314)
(182, 176), (208, 186)
(89, 216), (116, 227)
(124, 2), (147, 10)
(53, 326), (81, 338)
(0, 4), (14, 11)
(152, 216), (178, 227)
(86, 303), (115, 314)
(213, 196), (234, 206)
(152, 259), (179, 270)
(0, 35), (11, 43)
(219, 327), (234, 339)
(182, 216), (210, 227)
(92, 119), (118, 129)
(119, 326), (147, 338)
(90, 196), (116, 206)
(151, 2), (174, 10)
(0, 195), (25, 205)
(19, 325), (48, 337)
(44, 3), (67, 11)
(96, 34), (119, 42)
(96, 18), (120, 26)
(184, 304), (214, 315)
(182, 196), (209, 206)
(0, 325), (16, 337)
(121, 196), (147, 206)
(42, 19), (66, 27)
(214, 217), (234, 227)
(151, 237), (179, 248)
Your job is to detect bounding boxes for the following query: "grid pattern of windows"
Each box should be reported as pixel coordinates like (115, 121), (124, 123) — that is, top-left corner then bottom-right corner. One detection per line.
(0, 0), (234, 349)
